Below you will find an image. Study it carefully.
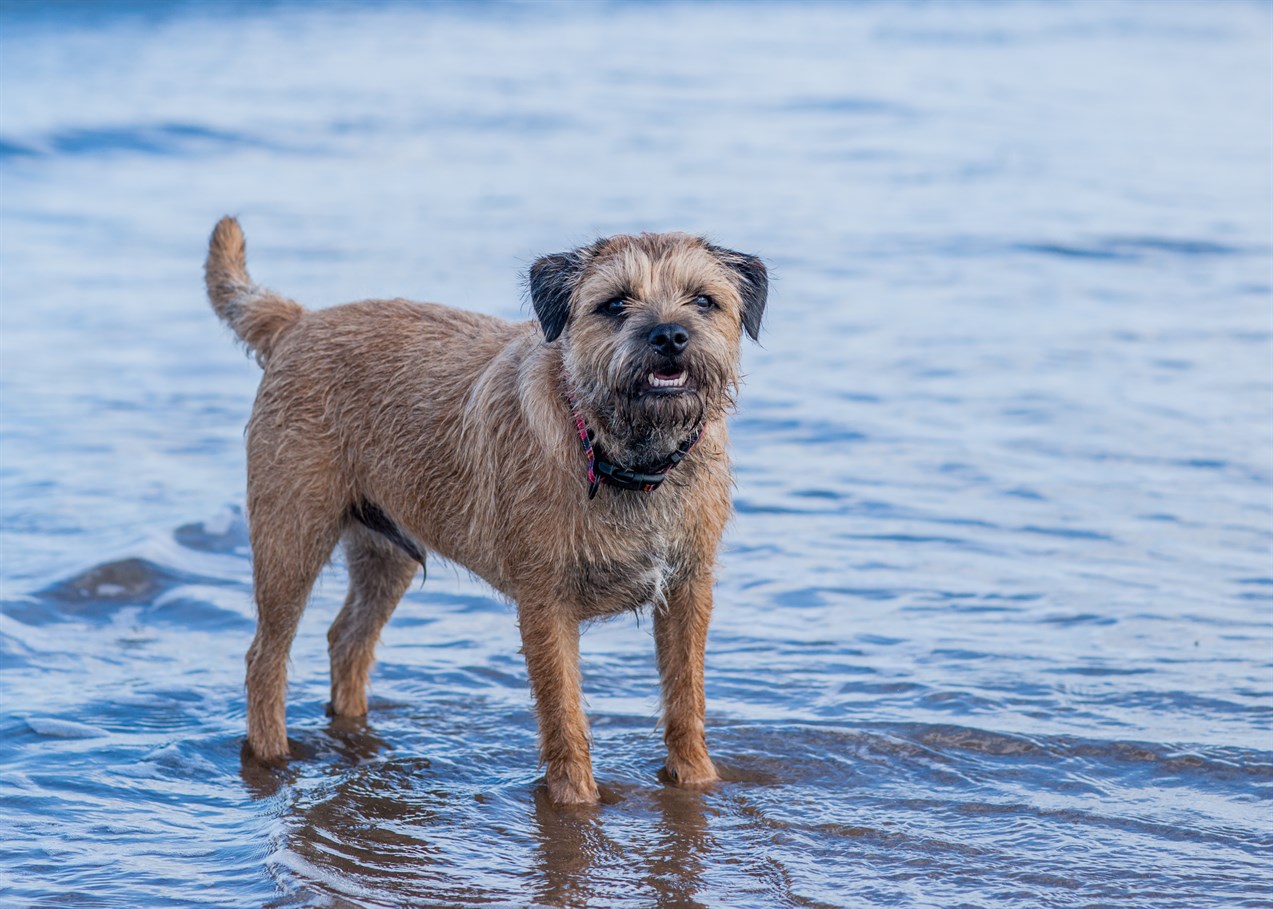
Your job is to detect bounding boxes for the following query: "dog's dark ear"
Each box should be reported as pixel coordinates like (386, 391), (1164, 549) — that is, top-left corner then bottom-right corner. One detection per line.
(709, 244), (768, 341)
(528, 252), (583, 343)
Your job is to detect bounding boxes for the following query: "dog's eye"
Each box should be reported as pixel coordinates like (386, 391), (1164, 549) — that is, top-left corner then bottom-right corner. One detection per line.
(600, 297), (626, 316)
(693, 294), (716, 311)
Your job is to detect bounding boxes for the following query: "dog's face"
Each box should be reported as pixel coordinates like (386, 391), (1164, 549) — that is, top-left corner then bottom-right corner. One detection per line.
(530, 233), (767, 460)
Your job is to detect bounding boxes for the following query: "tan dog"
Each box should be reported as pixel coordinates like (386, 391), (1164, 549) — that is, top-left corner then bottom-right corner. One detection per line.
(204, 217), (767, 804)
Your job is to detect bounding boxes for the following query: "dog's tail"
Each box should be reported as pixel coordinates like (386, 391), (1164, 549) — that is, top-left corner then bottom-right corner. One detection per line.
(205, 216), (304, 365)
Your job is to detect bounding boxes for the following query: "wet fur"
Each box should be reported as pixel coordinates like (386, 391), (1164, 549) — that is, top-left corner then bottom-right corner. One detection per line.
(205, 216), (766, 804)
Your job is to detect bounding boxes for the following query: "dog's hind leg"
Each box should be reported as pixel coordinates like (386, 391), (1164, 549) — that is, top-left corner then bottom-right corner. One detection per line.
(328, 523), (420, 718)
(244, 479), (344, 764)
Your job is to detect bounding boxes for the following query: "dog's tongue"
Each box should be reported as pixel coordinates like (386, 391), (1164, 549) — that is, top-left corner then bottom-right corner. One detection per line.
(653, 370), (684, 381)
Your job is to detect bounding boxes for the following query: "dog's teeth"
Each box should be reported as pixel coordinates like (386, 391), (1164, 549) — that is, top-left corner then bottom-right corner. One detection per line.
(648, 372), (687, 388)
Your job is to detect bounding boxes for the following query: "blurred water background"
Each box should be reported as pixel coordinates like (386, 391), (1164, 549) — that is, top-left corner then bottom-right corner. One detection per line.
(2, 1), (1271, 907)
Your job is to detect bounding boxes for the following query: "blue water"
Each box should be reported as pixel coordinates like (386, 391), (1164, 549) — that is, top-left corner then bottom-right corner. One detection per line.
(2, 2), (1271, 907)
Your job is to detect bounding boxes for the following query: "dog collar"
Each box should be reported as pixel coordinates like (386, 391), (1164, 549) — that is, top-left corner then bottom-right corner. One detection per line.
(564, 377), (703, 500)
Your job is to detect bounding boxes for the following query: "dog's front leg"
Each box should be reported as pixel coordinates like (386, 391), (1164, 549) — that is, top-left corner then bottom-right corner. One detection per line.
(655, 573), (720, 788)
(518, 604), (599, 805)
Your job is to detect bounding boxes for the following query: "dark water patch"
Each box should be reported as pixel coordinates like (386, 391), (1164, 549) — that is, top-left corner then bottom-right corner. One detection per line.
(927, 590), (1045, 605)
(0, 0), (248, 32)
(1014, 241), (1137, 262)
(928, 648), (995, 662)
(1236, 589), (1273, 603)
(836, 391), (882, 404)
(1003, 485), (1048, 500)
(1019, 523), (1114, 542)
(925, 513), (1003, 532)
(839, 531), (995, 550)
(1176, 457), (1230, 470)
(742, 419), (870, 446)
(1041, 612), (1117, 626)
(1235, 284), (1273, 299)
(925, 234), (1257, 264)
(841, 496), (906, 518)
(1013, 236), (1252, 263)
(1234, 579), (1273, 603)
(1, 122), (290, 161)
(781, 95), (917, 118)
(999, 404), (1056, 423)
(1113, 237), (1254, 257)
(729, 415), (803, 435)
(791, 487), (844, 501)
(147, 593), (254, 631)
(0, 137), (39, 158)
(411, 109), (576, 137)
(771, 585), (905, 607)
(733, 500), (820, 516)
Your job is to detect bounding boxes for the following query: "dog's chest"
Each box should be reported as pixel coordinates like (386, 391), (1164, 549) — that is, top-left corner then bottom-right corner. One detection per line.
(571, 548), (673, 618)
(568, 510), (681, 618)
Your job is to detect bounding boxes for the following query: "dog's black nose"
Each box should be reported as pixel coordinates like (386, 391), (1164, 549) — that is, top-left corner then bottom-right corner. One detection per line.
(648, 323), (690, 356)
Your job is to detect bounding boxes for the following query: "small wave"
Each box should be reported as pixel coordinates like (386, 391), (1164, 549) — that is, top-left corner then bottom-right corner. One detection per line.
(781, 95), (917, 118)
(918, 234), (1255, 263)
(884, 723), (1273, 784)
(40, 557), (193, 605)
(0, 122), (283, 161)
(24, 716), (107, 738)
(1019, 523), (1114, 541)
(1013, 237), (1250, 262)
(173, 506), (249, 555)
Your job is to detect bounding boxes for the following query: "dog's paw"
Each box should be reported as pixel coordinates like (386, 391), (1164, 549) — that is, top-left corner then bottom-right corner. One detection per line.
(244, 734), (291, 767)
(663, 755), (720, 789)
(545, 768), (601, 806)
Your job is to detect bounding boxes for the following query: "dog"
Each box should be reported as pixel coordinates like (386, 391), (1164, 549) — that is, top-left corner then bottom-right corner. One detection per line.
(204, 217), (767, 804)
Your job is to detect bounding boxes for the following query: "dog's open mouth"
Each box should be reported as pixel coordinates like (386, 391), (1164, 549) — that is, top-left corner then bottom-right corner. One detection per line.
(645, 370), (691, 395)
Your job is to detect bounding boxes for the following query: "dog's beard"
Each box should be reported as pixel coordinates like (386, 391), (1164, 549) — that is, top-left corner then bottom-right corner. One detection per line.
(573, 347), (736, 468)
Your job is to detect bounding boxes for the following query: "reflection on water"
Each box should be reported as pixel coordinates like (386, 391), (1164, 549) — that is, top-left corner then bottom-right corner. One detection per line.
(2, 1), (1271, 907)
(267, 748), (727, 909)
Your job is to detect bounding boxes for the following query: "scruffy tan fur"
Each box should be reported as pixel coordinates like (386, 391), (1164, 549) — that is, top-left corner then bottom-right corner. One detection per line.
(205, 217), (767, 804)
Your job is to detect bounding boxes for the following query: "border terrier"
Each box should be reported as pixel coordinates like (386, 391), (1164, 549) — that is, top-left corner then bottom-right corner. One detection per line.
(204, 217), (767, 804)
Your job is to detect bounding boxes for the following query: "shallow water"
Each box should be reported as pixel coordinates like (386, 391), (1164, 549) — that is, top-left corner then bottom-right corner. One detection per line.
(2, 2), (1271, 907)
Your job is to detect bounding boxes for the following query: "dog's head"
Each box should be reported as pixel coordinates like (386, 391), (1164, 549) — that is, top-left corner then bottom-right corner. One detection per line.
(529, 232), (766, 463)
